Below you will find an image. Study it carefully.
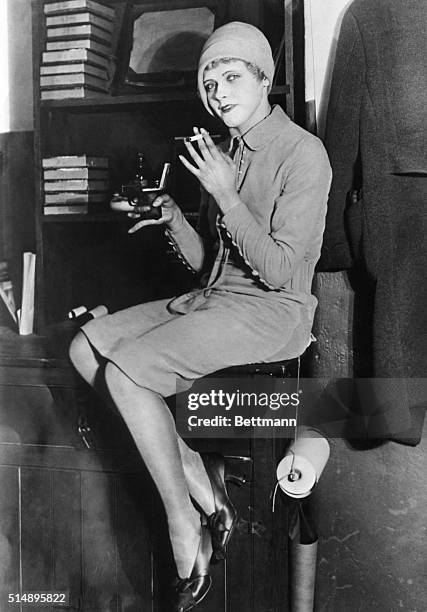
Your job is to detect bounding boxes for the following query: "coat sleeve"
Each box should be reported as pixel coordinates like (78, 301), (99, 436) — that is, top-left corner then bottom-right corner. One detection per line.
(219, 137), (332, 290)
(317, 8), (366, 272)
(164, 188), (214, 273)
(164, 213), (204, 274)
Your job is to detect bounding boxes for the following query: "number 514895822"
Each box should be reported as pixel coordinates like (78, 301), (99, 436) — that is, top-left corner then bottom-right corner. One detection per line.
(8, 592), (68, 605)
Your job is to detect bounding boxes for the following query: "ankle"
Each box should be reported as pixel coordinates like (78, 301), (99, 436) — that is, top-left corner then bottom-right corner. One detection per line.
(181, 452), (216, 517)
(169, 507), (200, 539)
(170, 521), (201, 580)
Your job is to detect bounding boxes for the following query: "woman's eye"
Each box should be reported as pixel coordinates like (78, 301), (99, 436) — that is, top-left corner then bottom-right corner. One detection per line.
(227, 74), (239, 82)
(204, 82), (215, 92)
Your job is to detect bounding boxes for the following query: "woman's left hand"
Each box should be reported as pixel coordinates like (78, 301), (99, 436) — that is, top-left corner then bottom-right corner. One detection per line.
(179, 128), (241, 213)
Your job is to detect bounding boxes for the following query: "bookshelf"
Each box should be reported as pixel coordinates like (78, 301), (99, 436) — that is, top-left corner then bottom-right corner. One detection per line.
(32, 0), (296, 330)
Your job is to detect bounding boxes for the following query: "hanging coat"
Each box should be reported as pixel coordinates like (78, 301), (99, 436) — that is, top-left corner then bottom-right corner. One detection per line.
(317, 0), (427, 444)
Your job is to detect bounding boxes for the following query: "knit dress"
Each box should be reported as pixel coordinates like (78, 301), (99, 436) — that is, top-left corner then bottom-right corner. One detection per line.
(81, 106), (332, 397)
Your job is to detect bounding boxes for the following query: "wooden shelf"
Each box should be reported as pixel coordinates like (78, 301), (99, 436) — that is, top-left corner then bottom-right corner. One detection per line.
(41, 90), (196, 111)
(40, 85), (290, 112)
(42, 211), (199, 223)
(42, 212), (129, 223)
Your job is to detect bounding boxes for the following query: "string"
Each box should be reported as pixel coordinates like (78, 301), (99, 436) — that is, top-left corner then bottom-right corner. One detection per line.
(271, 450), (297, 513)
(289, 356), (301, 477)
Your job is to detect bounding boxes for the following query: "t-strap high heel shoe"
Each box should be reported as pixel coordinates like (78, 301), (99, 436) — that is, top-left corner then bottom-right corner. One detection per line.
(174, 524), (212, 612)
(201, 452), (245, 563)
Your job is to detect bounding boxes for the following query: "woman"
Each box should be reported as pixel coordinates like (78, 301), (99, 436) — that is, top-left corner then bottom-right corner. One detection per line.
(69, 22), (331, 611)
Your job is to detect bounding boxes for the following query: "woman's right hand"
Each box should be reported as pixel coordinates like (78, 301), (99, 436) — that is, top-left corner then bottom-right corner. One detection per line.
(126, 193), (181, 234)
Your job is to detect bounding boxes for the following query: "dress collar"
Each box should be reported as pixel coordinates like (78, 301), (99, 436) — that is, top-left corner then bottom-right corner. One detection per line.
(229, 105), (290, 152)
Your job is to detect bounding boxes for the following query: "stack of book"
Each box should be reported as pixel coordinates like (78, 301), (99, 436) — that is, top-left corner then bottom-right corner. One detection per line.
(40, 0), (115, 100)
(43, 155), (109, 214)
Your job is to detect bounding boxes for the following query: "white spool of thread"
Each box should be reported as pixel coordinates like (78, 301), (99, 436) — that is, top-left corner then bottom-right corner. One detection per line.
(276, 427), (330, 499)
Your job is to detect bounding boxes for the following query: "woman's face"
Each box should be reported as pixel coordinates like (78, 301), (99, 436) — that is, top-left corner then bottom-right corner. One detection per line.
(203, 59), (270, 135)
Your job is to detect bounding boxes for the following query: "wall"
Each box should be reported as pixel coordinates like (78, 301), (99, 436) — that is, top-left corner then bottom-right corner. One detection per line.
(0, 0), (34, 285)
(314, 434), (427, 611)
(304, 0), (352, 137)
(5, 0), (33, 132)
(0, 0), (9, 133)
(0, 131), (35, 289)
(307, 0), (362, 382)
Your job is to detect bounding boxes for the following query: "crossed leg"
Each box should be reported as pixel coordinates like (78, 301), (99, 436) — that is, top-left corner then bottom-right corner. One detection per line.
(69, 331), (215, 578)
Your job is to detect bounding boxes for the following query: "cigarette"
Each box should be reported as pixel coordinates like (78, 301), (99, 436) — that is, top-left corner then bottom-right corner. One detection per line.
(185, 133), (205, 142)
(68, 305), (87, 319)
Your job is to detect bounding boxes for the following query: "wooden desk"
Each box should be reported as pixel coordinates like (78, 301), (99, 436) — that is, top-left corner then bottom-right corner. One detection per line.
(0, 328), (290, 611)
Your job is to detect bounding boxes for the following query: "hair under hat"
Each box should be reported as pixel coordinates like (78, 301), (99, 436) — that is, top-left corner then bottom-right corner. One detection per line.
(197, 21), (275, 114)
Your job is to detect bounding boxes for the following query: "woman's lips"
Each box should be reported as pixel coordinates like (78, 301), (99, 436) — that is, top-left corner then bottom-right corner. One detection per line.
(220, 104), (236, 113)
